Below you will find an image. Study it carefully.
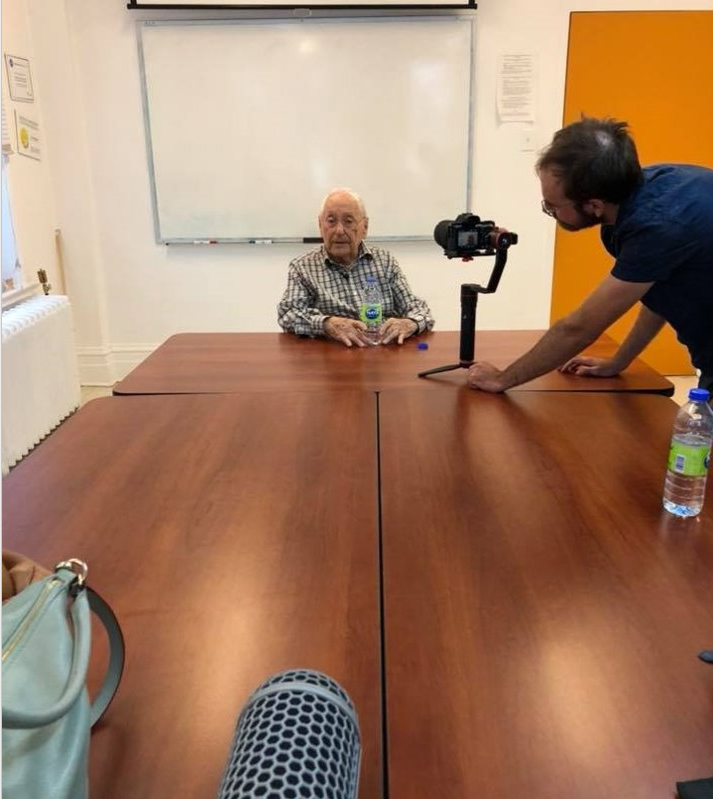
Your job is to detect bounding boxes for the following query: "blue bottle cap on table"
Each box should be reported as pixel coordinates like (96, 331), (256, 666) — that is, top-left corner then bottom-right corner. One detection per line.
(688, 388), (710, 402)
(417, 342), (428, 350)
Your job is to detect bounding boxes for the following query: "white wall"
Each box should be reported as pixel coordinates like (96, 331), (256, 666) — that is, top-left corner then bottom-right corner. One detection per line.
(5, 0), (713, 383)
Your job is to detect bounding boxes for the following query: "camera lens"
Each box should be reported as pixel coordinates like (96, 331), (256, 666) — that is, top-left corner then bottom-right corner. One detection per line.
(433, 220), (452, 249)
(492, 231), (513, 249)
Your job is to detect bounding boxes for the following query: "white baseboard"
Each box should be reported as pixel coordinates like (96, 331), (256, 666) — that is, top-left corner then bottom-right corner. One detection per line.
(76, 343), (157, 385)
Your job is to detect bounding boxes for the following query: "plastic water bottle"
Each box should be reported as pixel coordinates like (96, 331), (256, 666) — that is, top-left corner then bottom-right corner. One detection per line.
(663, 387), (713, 517)
(360, 275), (383, 345)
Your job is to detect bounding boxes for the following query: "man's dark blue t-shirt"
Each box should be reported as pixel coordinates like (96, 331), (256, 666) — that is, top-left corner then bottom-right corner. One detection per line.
(601, 164), (713, 376)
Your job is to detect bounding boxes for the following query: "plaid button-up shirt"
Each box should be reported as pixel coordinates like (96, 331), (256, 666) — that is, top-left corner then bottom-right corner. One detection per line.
(277, 243), (434, 337)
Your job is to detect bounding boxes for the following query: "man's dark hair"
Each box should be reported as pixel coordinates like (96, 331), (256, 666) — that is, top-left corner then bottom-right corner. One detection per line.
(536, 117), (643, 203)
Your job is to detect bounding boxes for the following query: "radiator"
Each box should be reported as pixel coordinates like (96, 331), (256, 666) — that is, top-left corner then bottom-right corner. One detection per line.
(2, 295), (81, 474)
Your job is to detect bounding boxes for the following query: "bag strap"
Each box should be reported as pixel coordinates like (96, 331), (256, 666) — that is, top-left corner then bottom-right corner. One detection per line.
(86, 585), (125, 727)
(2, 566), (125, 730)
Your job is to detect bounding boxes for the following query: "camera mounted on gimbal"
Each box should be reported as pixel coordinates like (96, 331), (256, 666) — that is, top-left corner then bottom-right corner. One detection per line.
(434, 213), (518, 260)
(418, 213), (518, 379)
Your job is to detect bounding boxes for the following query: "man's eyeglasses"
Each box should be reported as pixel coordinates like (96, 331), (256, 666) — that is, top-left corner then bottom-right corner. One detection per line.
(541, 199), (576, 218)
(322, 216), (363, 231)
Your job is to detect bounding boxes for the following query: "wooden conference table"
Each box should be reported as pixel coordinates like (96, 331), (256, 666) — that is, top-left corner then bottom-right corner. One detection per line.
(380, 390), (713, 799)
(2, 393), (382, 799)
(4, 385), (709, 796)
(113, 331), (675, 396)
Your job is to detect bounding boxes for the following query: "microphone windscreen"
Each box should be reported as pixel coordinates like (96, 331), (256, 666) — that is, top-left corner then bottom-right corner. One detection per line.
(216, 669), (361, 799)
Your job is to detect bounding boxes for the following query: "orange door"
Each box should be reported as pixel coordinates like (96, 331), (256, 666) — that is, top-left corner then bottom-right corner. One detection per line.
(552, 10), (713, 374)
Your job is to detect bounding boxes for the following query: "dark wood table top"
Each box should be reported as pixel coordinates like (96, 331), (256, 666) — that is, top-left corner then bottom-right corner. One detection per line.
(379, 390), (713, 799)
(2, 393), (382, 799)
(113, 331), (674, 396)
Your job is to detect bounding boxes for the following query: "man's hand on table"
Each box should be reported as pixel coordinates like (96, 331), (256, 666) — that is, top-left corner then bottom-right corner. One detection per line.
(380, 318), (418, 346)
(467, 362), (510, 393)
(559, 356), (622, 378)
(324, 316), (371, 348)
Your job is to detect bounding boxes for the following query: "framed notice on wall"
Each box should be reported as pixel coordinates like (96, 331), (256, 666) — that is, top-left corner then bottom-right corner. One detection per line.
(4, 54), (34, 102)
(14, 111), (41, 161)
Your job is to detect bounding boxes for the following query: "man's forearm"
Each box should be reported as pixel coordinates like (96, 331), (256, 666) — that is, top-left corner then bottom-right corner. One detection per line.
(470, 275), (655, 392)
(609, 306), (665, 370)
(500, 318), (601, 388)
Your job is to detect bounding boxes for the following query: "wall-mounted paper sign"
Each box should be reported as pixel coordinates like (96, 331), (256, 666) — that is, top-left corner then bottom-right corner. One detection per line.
(4, 54), (34, 102)
(14, 111), (41, 160)
(497, 53), (536, 123)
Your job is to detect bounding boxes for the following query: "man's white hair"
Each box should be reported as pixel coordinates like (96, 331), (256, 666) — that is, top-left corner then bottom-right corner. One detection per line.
(319, 188), (367, 218)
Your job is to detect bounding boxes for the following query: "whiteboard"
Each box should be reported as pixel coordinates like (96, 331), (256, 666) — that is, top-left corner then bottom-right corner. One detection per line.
(139, 18), (474, 242)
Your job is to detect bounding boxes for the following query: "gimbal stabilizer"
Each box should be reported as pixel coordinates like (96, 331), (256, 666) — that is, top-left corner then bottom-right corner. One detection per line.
(418, 218), (517, 379)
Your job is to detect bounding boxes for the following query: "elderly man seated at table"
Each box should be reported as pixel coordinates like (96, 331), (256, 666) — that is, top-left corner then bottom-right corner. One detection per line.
(277, 188), (434, 347)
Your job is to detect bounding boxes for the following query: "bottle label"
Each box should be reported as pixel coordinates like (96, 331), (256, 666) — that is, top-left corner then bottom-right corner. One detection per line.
(667, 441), (711, 477)
(360, 303), (383, 325)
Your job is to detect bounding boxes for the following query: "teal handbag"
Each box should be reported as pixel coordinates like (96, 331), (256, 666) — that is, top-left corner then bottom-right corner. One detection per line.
(2, 559), (125, 799)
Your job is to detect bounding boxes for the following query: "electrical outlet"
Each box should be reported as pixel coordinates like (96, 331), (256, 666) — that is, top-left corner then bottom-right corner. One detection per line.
(520, 130), (537, 152)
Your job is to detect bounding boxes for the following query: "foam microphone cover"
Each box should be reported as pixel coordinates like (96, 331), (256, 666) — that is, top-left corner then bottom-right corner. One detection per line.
(215, 669), (361, 799)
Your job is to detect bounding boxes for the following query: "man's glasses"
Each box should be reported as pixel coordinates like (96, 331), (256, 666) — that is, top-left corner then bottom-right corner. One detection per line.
(322, 216), (363, 231)
(541, 199), (576, 218)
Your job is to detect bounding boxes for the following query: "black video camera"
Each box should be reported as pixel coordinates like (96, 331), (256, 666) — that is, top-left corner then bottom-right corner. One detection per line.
(434, 213), (518, 259)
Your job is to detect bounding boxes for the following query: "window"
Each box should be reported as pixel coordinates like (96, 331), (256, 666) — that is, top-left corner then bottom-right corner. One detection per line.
(2, 102), (22, 293)
(1, 155), (22, 292)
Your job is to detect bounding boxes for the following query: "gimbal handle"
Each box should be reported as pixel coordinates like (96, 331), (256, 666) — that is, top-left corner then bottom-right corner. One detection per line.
(482, 247), (508, 295)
